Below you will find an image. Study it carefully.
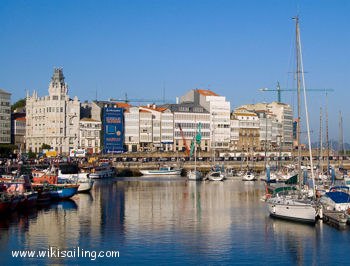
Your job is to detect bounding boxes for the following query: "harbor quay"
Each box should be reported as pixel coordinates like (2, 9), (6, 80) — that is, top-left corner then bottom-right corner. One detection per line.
(105, 150), (350, 175)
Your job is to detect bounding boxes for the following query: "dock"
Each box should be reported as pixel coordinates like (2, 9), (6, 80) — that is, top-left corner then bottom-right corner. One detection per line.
(322, 211), (348, 229)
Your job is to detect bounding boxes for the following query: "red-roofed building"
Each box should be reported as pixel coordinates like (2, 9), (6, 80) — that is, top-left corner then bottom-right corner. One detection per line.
(180, 88), (231, 150)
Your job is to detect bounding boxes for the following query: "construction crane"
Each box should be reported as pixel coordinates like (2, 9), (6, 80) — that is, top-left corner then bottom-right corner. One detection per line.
(259, 82), (334, 102)
(178, 123), (190, 157)
(109, 93), (173, 104)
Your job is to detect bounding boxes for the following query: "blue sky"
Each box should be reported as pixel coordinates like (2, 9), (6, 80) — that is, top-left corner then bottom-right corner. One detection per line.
(1, 0), (349, 143)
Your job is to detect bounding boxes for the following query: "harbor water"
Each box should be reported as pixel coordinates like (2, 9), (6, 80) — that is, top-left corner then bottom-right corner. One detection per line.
(1, 177), (349, 265)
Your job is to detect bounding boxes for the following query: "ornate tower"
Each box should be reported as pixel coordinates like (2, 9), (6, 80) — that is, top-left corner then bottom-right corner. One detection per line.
(48, 67), (68, 96)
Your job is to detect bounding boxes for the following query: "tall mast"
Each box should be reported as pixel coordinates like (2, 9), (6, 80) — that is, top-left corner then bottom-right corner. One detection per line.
(339, 111), (344, 167)
(264, 105), (268, 170)
(295, 16), (302, 188)
(295, 16), (315, 192)
(326, 93), (330, 178)
(298, 16), (316, 194)
(319, 107), (323, 173)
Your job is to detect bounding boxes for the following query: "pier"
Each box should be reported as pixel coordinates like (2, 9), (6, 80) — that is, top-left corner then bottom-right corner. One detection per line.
(322, 211), (348, 229)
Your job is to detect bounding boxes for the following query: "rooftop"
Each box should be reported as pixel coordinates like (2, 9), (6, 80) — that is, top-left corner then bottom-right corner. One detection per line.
(94, 101), (131, 109)
(161, 102), (209, 114)
(0, 88), (11, 95)
(196, 89), (219, 97)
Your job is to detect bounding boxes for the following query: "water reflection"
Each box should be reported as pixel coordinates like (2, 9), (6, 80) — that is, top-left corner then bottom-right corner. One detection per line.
(0, 178), (348, 265)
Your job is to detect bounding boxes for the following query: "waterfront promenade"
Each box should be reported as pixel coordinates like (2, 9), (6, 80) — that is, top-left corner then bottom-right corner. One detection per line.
(109, 151), (350, 173)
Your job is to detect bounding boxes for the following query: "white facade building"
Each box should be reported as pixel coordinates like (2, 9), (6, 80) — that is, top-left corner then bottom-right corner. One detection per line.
(79, 118), (101, 154)
(124, 106), (140, 152)
(139, 105), (174, 151)
(180, 89), (231, 150)
(164, 103), (210, 153)
(160, 109), (174, 151)
(232, 108), (260, 152)
(268, 102), (293, 151)
(139, 110), (153, 151)
(230, 118), (239, 151)
(26, 68), (80, 154)
(0, 89), (11, 144)
(242, 102), (292, 152)
(13, 116), (26, 152)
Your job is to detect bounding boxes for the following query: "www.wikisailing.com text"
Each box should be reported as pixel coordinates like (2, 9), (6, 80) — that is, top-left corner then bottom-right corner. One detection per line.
(12, 246), (120, 261)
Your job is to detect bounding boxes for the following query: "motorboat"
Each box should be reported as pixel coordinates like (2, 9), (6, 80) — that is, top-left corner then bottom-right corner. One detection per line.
(89, 163), (116, 179)
(58, 164), (94, 193)
(140, 166), (182, 176)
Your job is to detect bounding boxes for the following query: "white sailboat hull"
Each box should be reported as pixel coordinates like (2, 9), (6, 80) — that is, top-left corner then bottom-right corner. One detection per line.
(58, 172), (94, 193)
(242, 173), (255, 181)
(140, 169), (182, 176)
(77, 180), (94, 193)
(207, 171), (225, 181)
(267, 196), (317, 223)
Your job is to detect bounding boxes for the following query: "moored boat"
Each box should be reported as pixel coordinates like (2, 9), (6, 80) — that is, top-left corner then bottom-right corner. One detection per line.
(32, 168), (58, 184)
(187, 170), (202, 181)
(19, 191), (38, 209)
(32, 169), (79, 200)
(58, 163), (94, 193)
(267, 195), (317, 223)
(242, 171), (255, 181)
(206, 171), (225, 181)
(140, 166), (182, 176)
(265, 17), (318, 224)
(48, 184), (79, 200)
(319, 186), (350, 212)
(32, 184), (52, 204)
(89, 163), (115, 179)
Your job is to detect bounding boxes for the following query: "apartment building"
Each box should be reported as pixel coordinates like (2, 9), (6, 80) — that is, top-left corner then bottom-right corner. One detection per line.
(0, 89), (11, 144)
(232, 108), (260, 152)
(163, 102), (210, 152)
(79, 118), (101, 154)
(180, 89), (231, 150)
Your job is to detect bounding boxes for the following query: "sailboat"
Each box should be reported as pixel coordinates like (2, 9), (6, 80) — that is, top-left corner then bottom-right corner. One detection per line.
(266, 16), (318, 223)
(206, 125), (226, 181)
(187, 123), (203, 181)
(242, 147), (256, 181)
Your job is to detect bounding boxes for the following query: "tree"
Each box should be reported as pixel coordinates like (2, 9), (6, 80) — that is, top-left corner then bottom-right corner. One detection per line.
(27, 150), (36, 159)
(0, 144), (18, 157)
(11, 98), (26, 112)
(41, 143), (52, 150)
